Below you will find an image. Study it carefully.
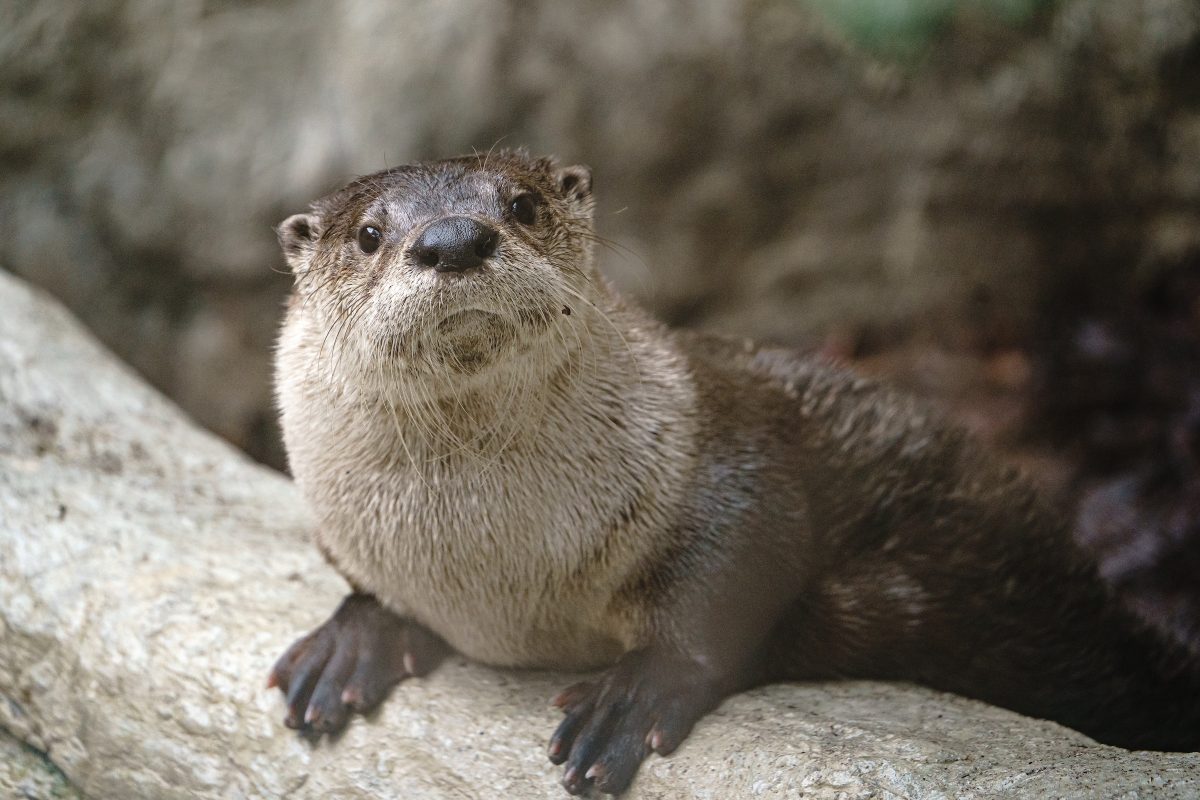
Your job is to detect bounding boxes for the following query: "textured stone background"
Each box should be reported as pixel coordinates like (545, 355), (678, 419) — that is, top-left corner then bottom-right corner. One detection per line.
(3, 268), (1199, 799)
(3, 0), (1198, 467)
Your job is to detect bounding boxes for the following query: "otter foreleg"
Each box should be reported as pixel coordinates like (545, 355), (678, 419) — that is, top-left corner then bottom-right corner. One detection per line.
(547, 646), (736, 795)
(547, 524), (801, 795)
(268, 592), (450, 733)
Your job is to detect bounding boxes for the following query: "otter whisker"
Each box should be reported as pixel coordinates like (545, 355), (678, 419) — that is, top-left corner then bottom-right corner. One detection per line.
(558, 284), (642, 388)
(378, 366), (434, 492)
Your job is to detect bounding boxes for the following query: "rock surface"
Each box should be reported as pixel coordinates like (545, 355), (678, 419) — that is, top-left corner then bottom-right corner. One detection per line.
(2, 266), (1199, 799)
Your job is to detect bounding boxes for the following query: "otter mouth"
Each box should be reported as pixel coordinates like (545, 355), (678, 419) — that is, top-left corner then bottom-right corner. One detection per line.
(429, 309), (518, 374)
(436, 308), (502, 336)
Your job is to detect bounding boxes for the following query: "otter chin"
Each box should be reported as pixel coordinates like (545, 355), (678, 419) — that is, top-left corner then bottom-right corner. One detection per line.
(269, 150), (1200, 797)
(428, 308), (518, 374)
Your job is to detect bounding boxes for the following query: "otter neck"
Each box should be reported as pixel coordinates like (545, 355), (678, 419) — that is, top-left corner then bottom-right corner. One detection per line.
(371, 296), (647, 466)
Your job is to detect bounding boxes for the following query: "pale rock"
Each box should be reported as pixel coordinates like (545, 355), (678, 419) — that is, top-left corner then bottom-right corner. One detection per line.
(2, 269), (1200, 797)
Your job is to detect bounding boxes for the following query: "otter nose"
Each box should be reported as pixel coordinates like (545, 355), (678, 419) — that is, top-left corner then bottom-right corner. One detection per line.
(411, 216), (498, 273)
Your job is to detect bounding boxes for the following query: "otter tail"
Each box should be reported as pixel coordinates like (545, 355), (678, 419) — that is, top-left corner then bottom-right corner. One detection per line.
(774, 514), (1200, 751)
(952, 574), (1200, 751)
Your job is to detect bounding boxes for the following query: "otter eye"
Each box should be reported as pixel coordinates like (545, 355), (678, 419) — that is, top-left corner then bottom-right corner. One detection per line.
(509, 194), (537, 226)
(357, 225), (382, 254)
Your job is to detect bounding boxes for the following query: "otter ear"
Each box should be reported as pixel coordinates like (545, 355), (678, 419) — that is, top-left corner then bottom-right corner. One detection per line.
(276, 213), (320, 272)
(556, 165), (592, 204)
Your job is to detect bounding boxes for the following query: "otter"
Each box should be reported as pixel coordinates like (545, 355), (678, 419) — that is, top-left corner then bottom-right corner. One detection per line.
(267, 151), (1200, 796)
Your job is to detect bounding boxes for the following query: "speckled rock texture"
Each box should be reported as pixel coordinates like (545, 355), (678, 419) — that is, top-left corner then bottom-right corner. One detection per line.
(2, 267), (1199, 798)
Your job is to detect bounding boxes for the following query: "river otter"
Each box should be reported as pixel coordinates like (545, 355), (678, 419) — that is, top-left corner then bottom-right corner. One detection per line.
(267, 151), (1200, 796)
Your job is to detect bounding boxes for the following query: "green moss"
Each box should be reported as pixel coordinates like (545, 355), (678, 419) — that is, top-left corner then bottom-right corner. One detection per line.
(807, 0), (1054, 57)
(0, 731), (82, 800)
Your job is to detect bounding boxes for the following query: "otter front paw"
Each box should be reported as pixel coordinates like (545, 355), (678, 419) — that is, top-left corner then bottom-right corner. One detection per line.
(267, 593), (448, 734)
(548, 648), (723, 796)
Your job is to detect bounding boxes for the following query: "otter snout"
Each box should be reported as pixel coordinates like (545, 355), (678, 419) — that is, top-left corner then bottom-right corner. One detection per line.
(411, 216), (498, 273)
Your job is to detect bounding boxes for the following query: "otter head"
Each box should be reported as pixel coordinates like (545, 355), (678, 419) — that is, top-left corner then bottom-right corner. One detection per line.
(277, 152), (596, 401)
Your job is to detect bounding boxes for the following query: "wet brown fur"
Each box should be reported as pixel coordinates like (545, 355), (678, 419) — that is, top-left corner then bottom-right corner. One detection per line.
(665, 335), (1200, 750)
(273, 152), (1200, 790)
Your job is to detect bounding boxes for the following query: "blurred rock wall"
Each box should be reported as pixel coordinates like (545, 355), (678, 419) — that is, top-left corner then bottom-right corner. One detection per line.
(2, 0), (1198, 467)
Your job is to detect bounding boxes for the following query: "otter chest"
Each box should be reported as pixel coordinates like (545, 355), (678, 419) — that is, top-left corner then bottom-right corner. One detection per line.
(303, 442), (643, 670)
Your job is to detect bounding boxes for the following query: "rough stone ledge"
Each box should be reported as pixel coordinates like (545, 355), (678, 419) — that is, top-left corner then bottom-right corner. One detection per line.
(1, 266), (1197, 799)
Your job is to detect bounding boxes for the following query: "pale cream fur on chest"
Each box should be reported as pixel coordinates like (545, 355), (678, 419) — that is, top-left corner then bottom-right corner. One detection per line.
(277, 307), (698, 670)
